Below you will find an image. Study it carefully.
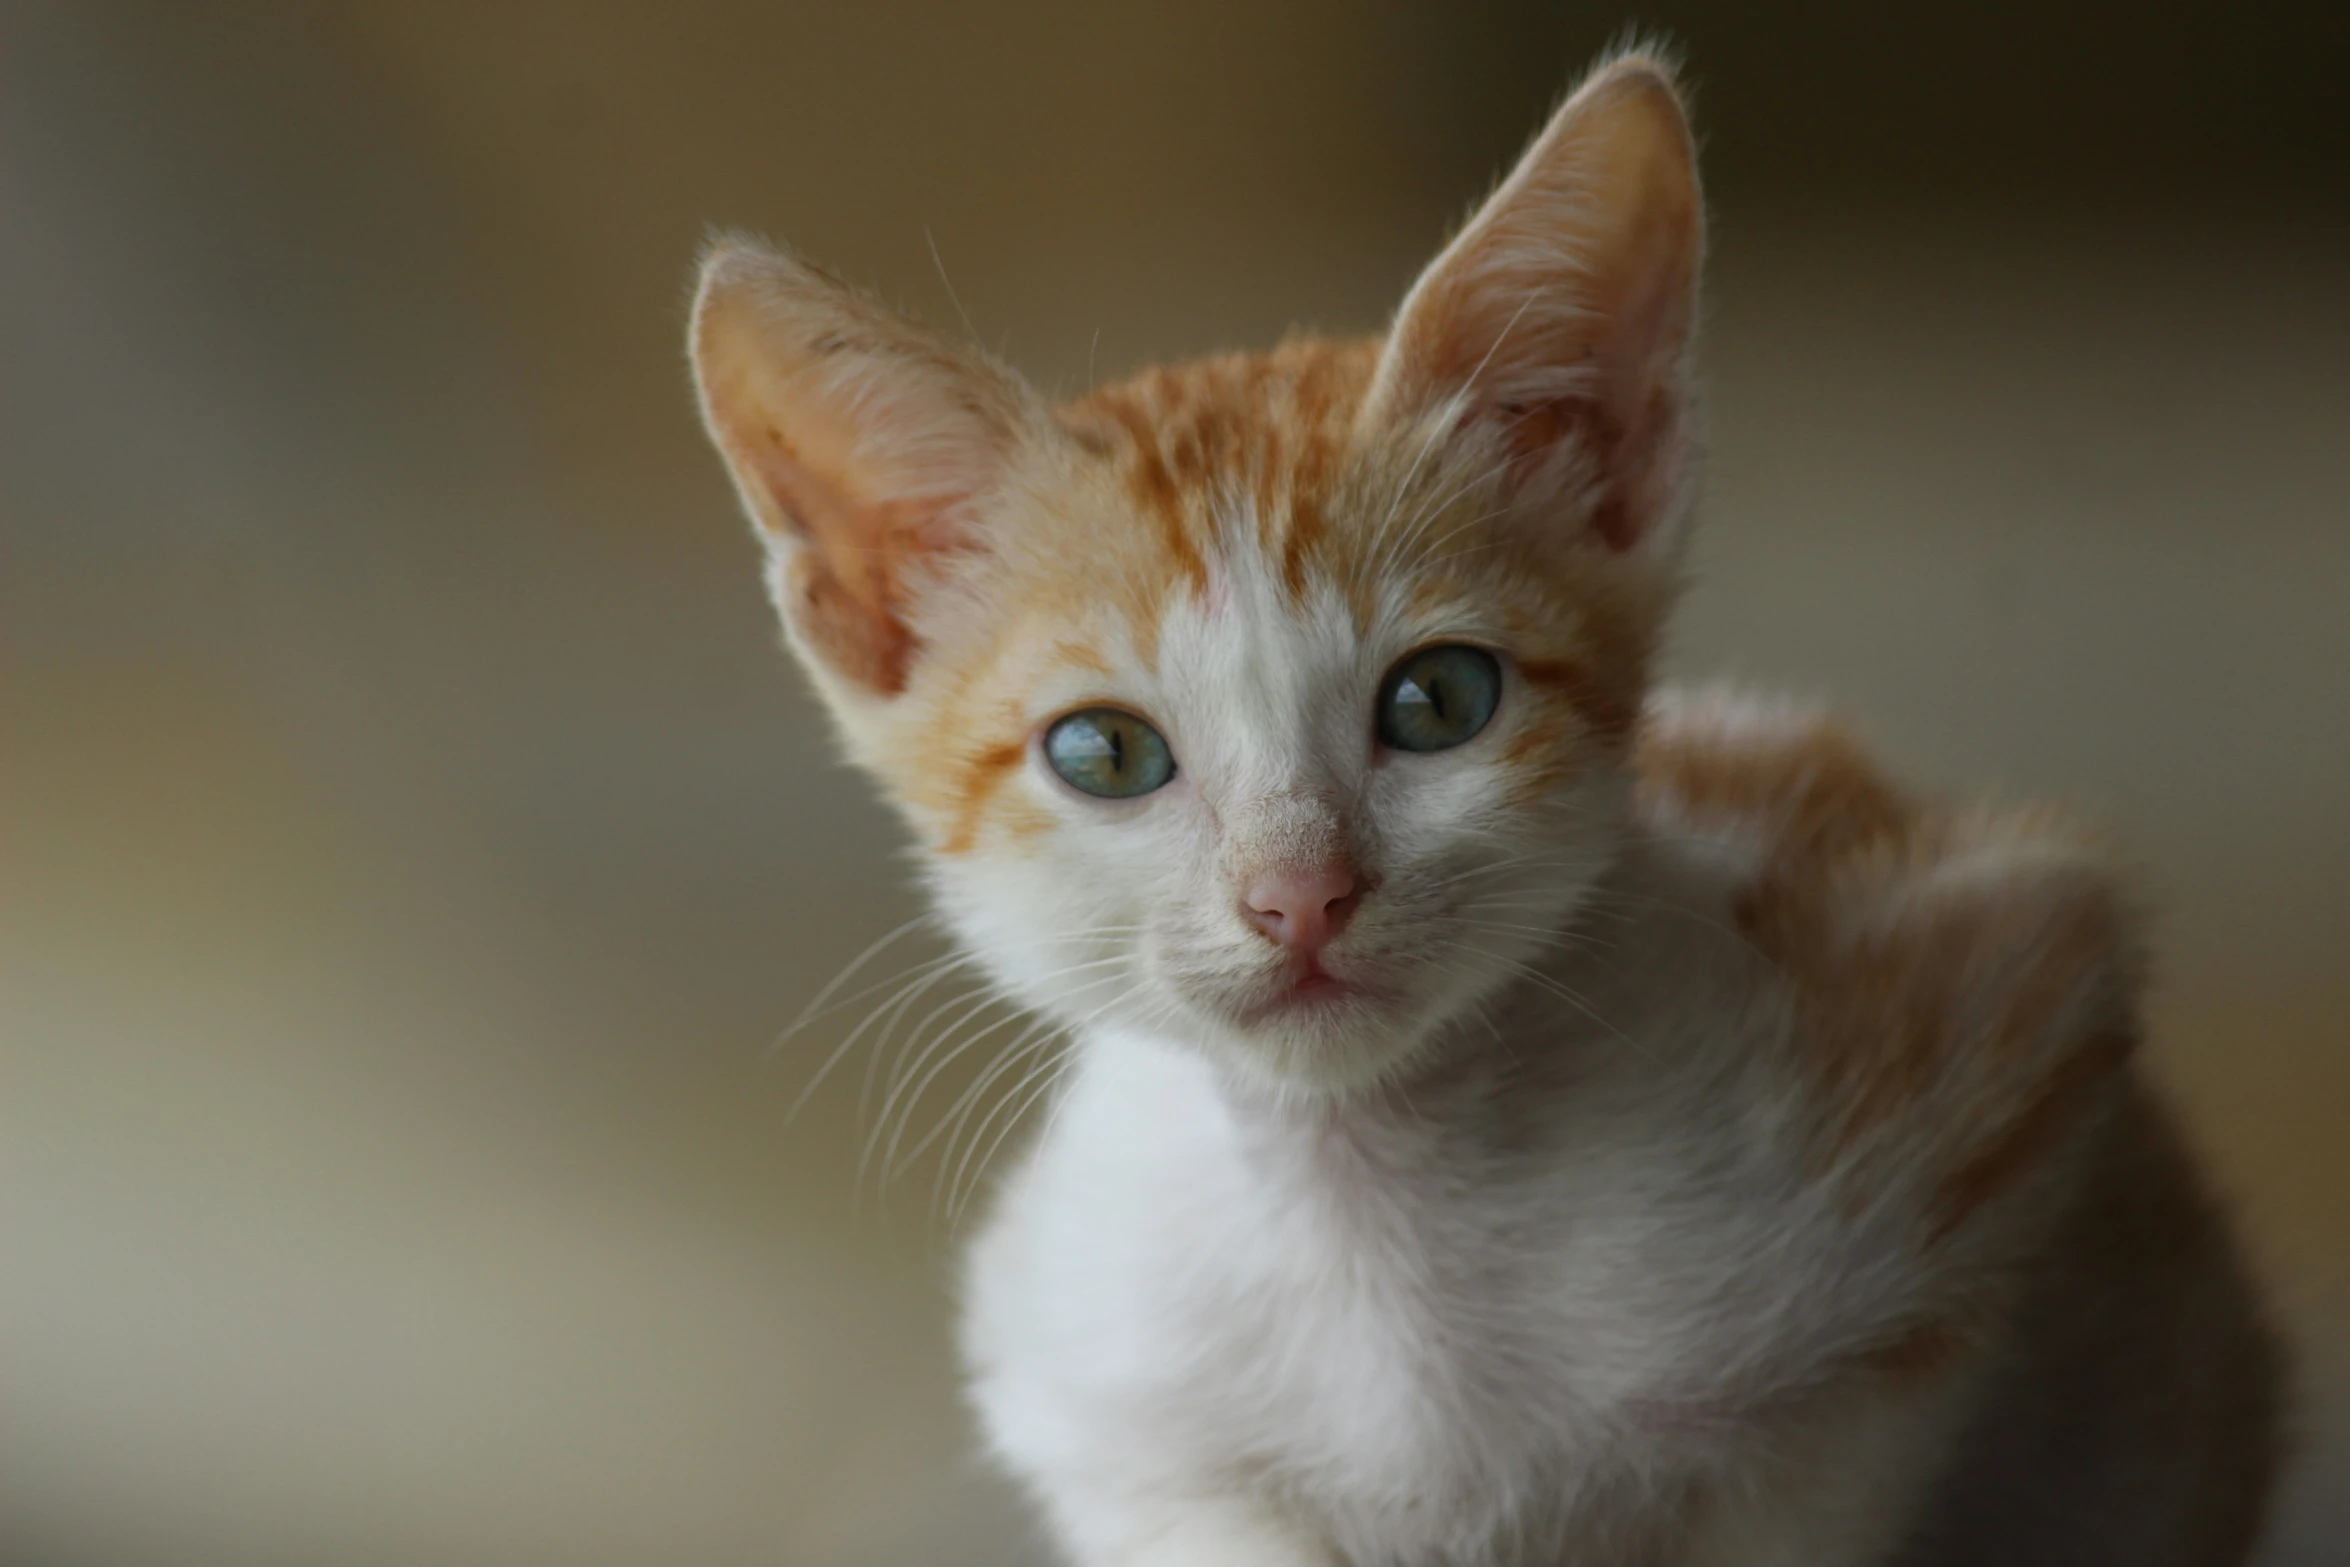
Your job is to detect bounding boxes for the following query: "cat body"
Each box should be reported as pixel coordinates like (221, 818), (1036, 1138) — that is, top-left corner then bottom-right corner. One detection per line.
(687, 53), (2280, 1567)
(962, 695), (2279, 1566)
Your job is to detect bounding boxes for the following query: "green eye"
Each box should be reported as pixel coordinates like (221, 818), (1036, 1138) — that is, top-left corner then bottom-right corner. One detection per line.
(1044, 707), (1176, 798)
(1377, 644), (1502, 753)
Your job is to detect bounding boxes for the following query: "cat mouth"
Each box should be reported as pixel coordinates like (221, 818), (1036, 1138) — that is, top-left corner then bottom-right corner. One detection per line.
(1240, 957), (1384, 1023)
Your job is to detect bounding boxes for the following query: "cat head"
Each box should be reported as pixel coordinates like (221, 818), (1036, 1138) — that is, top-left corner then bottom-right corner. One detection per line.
(691, 56), (1703, 1094)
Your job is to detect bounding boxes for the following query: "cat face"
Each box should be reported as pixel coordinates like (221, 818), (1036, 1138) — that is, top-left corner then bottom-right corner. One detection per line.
(692, 60), (1702, 1092)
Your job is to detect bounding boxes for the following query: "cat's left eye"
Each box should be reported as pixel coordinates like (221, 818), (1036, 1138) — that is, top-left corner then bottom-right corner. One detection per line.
(1377, 644), (1502, 753)
(1044, 708), (1176, 799)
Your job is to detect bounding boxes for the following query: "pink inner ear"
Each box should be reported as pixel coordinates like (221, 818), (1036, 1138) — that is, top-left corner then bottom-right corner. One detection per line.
(1590, 489), (1640, 554)
(734, 420), (929, 695)
(1493, 401), (1638, 554)
(1480, 232), (1696, 554)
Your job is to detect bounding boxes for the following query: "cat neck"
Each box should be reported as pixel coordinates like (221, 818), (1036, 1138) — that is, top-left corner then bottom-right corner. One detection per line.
(1081, 990), (1551, 1195)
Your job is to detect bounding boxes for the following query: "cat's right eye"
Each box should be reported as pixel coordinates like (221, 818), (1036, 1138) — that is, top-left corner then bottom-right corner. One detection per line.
(1044, 708), (1176, 799)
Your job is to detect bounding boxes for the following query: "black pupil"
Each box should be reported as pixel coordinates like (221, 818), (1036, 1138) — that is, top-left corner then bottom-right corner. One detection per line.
(1423, 674), (1448, 720)
(1109, 726), (1125, 771)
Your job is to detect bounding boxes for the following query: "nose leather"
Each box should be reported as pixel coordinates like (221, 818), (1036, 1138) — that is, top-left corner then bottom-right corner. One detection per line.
(1242, 863), (1360, 953)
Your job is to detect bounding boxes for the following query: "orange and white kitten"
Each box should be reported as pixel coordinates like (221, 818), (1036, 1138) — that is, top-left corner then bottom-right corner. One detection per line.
(689, 54), (2281, 1567)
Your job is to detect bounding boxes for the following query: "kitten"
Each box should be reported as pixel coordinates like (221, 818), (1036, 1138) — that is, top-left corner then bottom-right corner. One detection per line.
(687, 52), (2281, 1567)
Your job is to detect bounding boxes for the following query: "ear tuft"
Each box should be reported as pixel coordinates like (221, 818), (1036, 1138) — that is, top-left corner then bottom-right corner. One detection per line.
(1366, 54), (1704, 555)
(689, 238), (1040, 695)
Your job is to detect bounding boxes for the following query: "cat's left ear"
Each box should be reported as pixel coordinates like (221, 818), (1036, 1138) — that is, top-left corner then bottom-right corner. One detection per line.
(690, 239), (1046, 698)
(1365, 54), (1703, 554)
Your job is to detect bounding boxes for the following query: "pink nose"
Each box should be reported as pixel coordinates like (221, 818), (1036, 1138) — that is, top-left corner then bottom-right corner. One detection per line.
(1242, 863), (1361, 953)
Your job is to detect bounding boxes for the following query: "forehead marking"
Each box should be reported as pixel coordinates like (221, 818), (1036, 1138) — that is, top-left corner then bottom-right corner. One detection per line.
(1067, 343), (1379, 615)
(1086, 391), (1210, 597)
(1051, 638), (1112, 676)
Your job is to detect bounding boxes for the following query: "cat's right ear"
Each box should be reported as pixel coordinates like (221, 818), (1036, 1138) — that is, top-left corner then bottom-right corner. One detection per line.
(690, 239), (1041, 697)
(1365, 54), (1704, 556)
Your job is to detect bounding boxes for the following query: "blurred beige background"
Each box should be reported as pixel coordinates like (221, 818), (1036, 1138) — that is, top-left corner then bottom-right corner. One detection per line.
(4, 3), (2345, 1563)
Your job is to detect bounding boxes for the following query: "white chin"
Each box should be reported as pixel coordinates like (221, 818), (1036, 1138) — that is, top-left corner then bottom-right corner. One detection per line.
(1207, 994), (1434, 1095)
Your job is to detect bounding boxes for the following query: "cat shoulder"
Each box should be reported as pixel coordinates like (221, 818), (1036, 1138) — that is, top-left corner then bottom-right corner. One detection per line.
(1632, 686), (2146, 1226)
